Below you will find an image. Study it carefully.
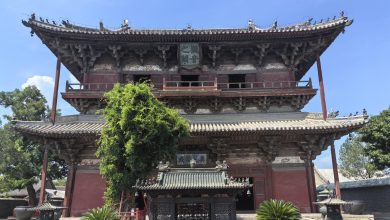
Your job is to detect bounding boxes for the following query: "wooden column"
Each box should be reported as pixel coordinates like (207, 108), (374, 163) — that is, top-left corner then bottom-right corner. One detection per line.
(264, 162), (273, 200)
(316, 56), (327, 121)
(331, 143), (341, 198)
(62, 163), (77, 217)
(51, 56), (61, 123)
(305, 160), (317, 212)
(39, 145), (49, 204)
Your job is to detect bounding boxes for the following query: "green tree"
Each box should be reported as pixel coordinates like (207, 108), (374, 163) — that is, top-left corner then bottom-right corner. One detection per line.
(359, 108), (390, 169)
(97, 83), (189, 205)
(339, 134), (378, 179)
(0, 86), (67, 206)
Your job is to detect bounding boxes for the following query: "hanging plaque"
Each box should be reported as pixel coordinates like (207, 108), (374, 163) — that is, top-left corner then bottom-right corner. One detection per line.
(179, 43), (200, 67)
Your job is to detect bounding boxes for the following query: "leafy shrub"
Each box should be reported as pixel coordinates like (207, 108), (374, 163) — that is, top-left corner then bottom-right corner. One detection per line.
(256, 199), (301, 220)
(81, 206), (118, 220)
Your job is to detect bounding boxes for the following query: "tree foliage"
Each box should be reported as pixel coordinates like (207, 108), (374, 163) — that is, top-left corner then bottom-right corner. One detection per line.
(97, 83), (189, 205)
(359, 108), (390, 169)
(339, 134), (378, 179)
(256, 199), (301, 220)
(0, 86), (67, 205)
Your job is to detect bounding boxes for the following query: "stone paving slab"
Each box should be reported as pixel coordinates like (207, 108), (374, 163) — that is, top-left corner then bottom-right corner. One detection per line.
(236, 213), (375, 220)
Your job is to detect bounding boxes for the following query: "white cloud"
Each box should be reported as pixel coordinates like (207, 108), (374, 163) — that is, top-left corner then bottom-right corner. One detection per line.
(21, 75), (54, 104)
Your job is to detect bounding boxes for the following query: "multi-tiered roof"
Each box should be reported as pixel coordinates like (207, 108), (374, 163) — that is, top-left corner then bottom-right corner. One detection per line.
(14, 14), (365, 165)
(22, 14), (352, 114)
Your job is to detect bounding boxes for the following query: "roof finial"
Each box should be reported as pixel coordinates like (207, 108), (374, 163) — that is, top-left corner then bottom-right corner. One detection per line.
(248, 19), (256, 30)
(272, 20), (278, 29)
(30, 13), (36, 21)
(99, 21), (104, 31)
(122, 19), (129, 28)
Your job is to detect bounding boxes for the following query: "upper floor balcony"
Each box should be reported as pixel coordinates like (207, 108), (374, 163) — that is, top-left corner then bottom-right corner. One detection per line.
(63, 78), (316, 114)
(65, 78), (313, 95)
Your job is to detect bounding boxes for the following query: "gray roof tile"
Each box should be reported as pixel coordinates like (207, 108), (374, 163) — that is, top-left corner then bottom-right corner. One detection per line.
(134, 168), (249, 191)
(12, 112), (367, 138)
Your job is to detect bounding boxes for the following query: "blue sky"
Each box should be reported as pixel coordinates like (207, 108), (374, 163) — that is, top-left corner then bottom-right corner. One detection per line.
(0, 0), (389, 168)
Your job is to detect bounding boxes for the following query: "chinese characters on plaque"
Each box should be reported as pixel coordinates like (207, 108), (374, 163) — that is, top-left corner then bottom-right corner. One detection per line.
(179, 43), (200, 66)
(176, 153), (207, 165)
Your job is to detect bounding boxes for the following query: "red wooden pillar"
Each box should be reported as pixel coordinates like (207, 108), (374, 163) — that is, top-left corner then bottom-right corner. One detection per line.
(62, 164), (77, 217)
(316, 56), (327, 121)
(316, 56), (341, 199)
(264, 162), (273, 200)
(331, 143), (341, 198)
(39, 55), (62, 205)
(305, 160), (317, 212)
(50, 56), (61, 123)
(39, 145), (49, 204)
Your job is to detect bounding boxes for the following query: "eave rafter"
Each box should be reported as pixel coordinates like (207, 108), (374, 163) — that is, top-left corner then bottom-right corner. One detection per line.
(23, 13), (351, 82)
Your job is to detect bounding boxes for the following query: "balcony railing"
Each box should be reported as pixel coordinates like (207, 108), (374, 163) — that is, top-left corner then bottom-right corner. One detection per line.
(219, 79), (312, 90)
(162, 78), (218, 91)
(65, 78), (312, 92)
(66, 81), (116, 91)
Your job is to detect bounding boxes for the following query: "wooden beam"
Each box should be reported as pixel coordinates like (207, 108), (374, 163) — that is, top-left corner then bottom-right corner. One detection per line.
(331, 143), (341, 198)
(305, 160), (317, 212)
(51, 56), (61, 123)
(62, 164), (77, 217)
(316, 56), (327, 121)
(39, 145), (49, 204)
(264, 162), (273, 200)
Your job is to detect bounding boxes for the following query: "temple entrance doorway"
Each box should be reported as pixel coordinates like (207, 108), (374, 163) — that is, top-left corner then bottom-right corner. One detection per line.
(236, 177), (254, 211)
(176, 201), (210, 220)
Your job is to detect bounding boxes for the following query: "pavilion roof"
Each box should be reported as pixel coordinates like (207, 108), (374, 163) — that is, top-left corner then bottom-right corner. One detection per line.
(22, 14), (352, 82)
(11, 112), (367, 138)
(134, 164), (249, 191)
(22, 14), (352, 42)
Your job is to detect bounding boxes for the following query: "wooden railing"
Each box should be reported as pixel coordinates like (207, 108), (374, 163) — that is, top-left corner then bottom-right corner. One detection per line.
(119, 209), (145, 220)
(65, 81), (116, 91)
(218, 79), (312, 90)
(65, 78), (312, 92)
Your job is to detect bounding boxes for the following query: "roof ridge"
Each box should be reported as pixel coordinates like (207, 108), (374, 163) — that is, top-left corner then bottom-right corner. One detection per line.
(22, 14), (352, 35)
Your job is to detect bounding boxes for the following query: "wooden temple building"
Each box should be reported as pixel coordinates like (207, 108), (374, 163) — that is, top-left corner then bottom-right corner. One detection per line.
(14, 13), (368, 217)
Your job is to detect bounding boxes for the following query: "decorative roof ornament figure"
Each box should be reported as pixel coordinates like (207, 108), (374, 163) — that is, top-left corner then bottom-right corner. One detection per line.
(340, 11), (345, 18)
(248, 19), (256, 30)
(215, 160), (228, 170)
(99, 21), (104, 31)
(271, 20), (278, 29)
(157, 161), (170, 171)
(190, 158), (196, 168)
(305, 18), (313, 26)
(121, 19), (129, 29)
